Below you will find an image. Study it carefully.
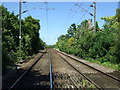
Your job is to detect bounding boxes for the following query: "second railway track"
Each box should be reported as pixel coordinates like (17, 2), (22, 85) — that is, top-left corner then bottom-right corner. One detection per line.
(54, 49), (120, 89)
(51, 49), (99, 89)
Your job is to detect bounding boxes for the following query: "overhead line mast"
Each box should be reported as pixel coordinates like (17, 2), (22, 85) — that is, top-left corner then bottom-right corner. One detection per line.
(18, 1), (54, 60)
(75, 2), (96, 33)
(93, 2), (96, 33)
(19, 0), (22, 60)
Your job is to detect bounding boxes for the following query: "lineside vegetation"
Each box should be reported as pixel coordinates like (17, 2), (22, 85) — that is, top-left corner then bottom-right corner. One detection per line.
(1, 5), (46, 71)
(56, 9), (120, 71)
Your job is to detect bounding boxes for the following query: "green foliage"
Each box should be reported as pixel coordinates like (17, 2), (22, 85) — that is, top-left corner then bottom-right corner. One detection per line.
(47, 45), (56, 48)
(67, 23), (77, 37)
(1, 5), (46, 70)
(56, 9), (120, 70)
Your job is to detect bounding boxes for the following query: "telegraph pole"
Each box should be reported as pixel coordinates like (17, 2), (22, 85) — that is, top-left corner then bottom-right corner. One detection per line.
(19, 0), (22, 60)
(94, 2), (96, 33)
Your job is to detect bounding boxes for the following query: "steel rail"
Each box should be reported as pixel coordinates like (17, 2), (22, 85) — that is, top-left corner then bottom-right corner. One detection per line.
(54, 50), (101, 90)
(55, 49), (120, 83)
(9, 50), (46, 90)
(49, 50), (53, 90)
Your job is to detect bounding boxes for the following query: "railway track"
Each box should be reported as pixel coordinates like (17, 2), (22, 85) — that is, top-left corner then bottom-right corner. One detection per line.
(54, 49), (120, 89)
(8, 49), (52, 89)
(51, 49), (99, 89)
(6, 49), (120, 89)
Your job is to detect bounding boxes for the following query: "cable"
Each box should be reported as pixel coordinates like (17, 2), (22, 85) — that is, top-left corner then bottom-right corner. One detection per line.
(76, 3), (94, 17)
(70, 2), (84, 20)
(59, 2), (84, 35)
(76, 6), (91, 25)
(22, 2), (45, 17)
(23, 3), (31, 16)
(59, 1), (87, 34)
(71, 2), (83, 18)
(45, 2), (49, 33)
(45, 2), (50, 45)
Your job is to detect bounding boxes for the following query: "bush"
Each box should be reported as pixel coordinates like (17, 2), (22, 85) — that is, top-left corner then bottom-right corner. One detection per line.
(56, 9), (120, 70)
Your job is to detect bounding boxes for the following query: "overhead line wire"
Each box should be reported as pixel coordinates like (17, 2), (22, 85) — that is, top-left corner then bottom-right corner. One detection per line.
(45, 2), (50, 44)
(23, 3), (31, 16)
(59, 1), (85, 35)
(76, 6), (91, 24)
(76, 3), (94, 17)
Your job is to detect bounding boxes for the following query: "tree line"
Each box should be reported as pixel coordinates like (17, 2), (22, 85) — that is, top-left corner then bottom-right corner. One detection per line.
(56, 9), (120, 70)
(1, 5), (46, 71)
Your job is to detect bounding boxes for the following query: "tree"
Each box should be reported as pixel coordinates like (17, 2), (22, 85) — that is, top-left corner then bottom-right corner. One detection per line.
(1, 5), (46, 71)
(67, 23), (77, 37)
(96, 21), (100, 31)
(56, 8), (120, 68)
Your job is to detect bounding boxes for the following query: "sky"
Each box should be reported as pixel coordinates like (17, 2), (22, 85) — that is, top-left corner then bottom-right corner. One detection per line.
(1, 1), (119, 45)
